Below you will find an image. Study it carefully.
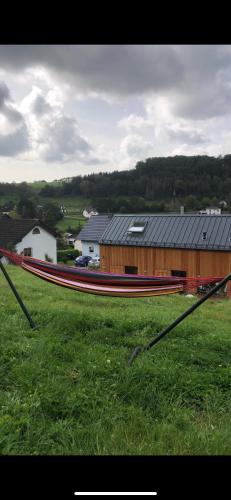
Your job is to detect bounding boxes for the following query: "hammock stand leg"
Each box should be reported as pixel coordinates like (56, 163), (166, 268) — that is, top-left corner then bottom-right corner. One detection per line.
(128, 272), (231, 366)
(0, 258), (36, 330)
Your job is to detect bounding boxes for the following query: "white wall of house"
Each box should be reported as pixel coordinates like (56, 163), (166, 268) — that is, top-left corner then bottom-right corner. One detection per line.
(16, 226), (57, 263)
(74, 239), (83, 253)
(81, 241), (99, 258)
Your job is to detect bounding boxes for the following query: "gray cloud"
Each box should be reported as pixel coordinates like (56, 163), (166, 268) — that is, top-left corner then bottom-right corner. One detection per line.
(0, 80), (102, 162)
(0, 123), (29, 156)
(39, 115), (94, 163)
(0, 80), (30, 156)
(120, 134), (154, 159)
(166, 126), (209, 144)
(32, 94), (52, 116)
(0, 45), (184, 95)
(1, 46), (231, 170)
(0, 80), (22, 123)
(0, 81), (10, 107)
(0, 80), (24, 122)
(1, 45), (231, 121)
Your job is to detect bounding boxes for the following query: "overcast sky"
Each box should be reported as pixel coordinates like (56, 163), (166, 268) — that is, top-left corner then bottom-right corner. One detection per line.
(0, 45), (231, 182)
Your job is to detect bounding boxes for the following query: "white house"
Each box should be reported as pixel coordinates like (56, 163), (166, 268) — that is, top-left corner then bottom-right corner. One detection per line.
(65, 232), (76, 246)
(199, 207), (221, 215)
(82, 207), (99, 219)
(74, 239), (82, 253)
(0, 217), (57, 263)
(64, 232), (82, 253)
(76, 214), (112, 258)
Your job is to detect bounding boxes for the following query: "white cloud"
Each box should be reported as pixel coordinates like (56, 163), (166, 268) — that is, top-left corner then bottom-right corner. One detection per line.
(1, 46), (231, 181)
(18, 85), (102, 164)
(118, 113), (153, 133)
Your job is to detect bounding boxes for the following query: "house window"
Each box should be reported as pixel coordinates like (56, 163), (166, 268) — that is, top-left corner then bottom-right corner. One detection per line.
(32, 227), (40, 234)
(127, 221), (147, 234)
(202, 232), (207, 240)
(171, 270), (187, 277)
(89, 245), (94, 253)
(23, 248), (32, 256)
(125, 265), (138, 274)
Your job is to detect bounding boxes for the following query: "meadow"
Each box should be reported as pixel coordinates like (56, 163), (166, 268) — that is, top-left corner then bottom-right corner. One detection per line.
(0, 266), (231, 455)
(55, 215), (86, 233)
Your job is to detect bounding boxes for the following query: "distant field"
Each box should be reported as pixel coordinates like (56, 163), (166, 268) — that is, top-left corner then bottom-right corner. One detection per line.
(56, 216), (86, 232)
(1, 266), (231, 455)
(38, 196), (91, 213)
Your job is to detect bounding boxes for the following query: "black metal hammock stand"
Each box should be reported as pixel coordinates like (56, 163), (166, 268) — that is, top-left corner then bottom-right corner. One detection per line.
(0, 251), (230, 366)
(0, 259), (36, 330)
(128, 272), (231, 365)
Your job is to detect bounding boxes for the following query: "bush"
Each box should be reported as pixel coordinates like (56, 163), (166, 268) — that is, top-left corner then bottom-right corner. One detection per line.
(57, 249), (81, 263)
(45, 254), (53, 263)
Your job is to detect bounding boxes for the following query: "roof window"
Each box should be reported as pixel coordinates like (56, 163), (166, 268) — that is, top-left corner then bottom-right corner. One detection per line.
(127, 221), (147, 234)
(202, 231), (207, 240)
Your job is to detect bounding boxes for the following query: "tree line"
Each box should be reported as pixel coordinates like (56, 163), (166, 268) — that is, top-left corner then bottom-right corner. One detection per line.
(39, 154), (231, 211)
(1, 155), (231, 215)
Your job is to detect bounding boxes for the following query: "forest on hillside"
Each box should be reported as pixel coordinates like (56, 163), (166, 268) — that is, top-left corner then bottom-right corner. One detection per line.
(38, 155), (231, 212)
(1, 155), (231, 214)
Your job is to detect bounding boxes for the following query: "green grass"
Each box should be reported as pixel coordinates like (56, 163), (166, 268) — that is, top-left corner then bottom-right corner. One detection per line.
(0, 266), (231, 455)
(56, 216), (86, 232)
(38, 196), (91, 213)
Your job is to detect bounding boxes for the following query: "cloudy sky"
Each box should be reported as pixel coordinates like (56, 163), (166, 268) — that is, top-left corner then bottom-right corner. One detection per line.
(1, 45), (231, 182)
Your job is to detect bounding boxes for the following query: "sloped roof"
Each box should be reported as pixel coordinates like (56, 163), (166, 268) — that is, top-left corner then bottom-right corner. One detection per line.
(0, 218), (56, 248)
(77, 214), (112, 242)
(100, 214), (231, 251)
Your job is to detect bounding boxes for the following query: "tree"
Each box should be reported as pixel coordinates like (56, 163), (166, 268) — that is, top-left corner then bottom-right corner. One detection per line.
(17, 198), (37, 218)
(41, 203), (63, 227)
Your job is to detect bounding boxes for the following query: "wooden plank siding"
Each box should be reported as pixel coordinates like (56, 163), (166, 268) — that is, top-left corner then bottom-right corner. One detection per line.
(100, 245), (231, 296)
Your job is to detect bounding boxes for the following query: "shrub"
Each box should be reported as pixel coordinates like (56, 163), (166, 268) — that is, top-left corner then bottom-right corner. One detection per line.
(57, 249), (81, 263)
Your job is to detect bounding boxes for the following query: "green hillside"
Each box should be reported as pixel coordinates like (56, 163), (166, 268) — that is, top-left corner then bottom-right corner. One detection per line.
(2, 154), (231, 216)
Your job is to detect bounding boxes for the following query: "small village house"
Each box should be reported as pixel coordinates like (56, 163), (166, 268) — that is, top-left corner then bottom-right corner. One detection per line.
(65, 232), (77, 246)
(82, 207), (99, 219)
(199, 207), (221, 215)
(0, 217), (57, 263)
(65, 232), (82, 253)
(76, 214), (112, 259)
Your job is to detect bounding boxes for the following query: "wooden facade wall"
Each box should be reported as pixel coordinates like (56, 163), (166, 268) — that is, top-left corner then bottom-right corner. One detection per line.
(100, 245), (231, 296)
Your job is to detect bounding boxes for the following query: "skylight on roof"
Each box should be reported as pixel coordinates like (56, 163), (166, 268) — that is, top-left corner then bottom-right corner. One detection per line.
(128, 221), (147, 234)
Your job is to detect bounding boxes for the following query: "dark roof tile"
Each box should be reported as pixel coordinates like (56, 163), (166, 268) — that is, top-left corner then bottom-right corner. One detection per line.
(77, 215), (112, 242)
(0, 218), (56, 248)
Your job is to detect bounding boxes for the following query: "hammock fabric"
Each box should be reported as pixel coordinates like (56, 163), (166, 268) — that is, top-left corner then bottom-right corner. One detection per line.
(0, 248), (223, 298)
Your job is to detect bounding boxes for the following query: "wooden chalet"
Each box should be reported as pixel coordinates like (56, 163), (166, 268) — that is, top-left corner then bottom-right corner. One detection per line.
(99, 214), (231, 296)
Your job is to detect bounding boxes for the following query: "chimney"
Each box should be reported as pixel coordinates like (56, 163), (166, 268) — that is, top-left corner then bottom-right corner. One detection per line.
(180, 206), (184, 214)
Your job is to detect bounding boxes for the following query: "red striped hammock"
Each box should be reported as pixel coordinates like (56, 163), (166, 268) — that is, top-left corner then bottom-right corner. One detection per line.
(0, 248), (222, 298)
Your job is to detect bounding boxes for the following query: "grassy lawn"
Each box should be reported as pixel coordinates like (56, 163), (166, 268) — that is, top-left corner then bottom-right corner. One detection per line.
(0, 266), (231, 455)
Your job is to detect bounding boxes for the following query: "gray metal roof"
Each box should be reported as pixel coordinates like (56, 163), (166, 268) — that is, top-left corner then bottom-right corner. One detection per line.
(100, 214), (231, 251)
(77, 214), (112, 242)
